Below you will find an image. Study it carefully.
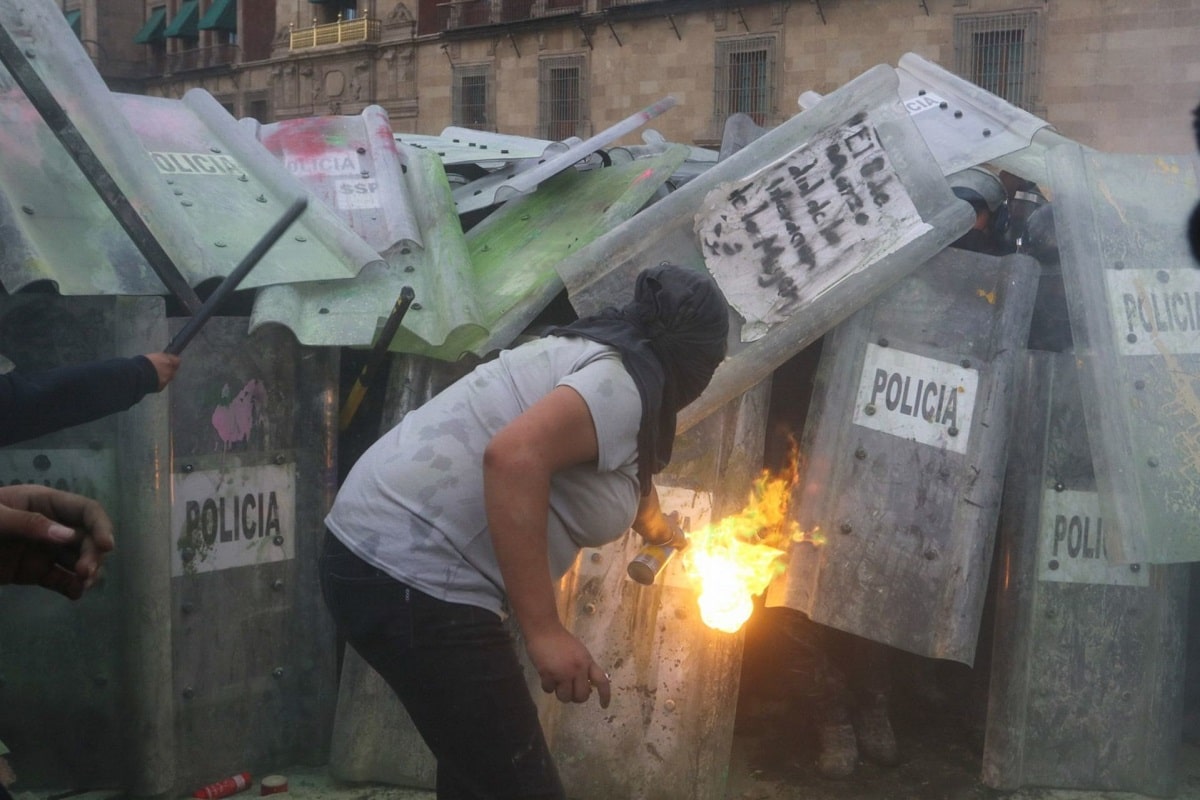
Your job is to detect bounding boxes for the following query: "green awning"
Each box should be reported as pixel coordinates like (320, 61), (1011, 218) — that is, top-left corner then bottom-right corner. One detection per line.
(198, 0), (236, 31)
(133, 6), (167, 43)
(164, 0), (199, 38)
(64, 9), (81, 36)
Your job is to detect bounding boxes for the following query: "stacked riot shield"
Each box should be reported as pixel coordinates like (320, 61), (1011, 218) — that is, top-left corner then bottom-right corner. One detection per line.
(766, 247), (1039, 664)
(985, 351), (1186, 796)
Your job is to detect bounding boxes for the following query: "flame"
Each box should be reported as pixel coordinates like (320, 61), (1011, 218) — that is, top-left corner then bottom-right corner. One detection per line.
(680, 438), (823, 633)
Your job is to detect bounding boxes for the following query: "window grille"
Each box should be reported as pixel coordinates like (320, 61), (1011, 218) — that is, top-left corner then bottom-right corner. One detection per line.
(538, 54), (587, 140)
(953, 10), (1041, 111)
(713, 35), (776, 134)
(453, 64), (494, 131)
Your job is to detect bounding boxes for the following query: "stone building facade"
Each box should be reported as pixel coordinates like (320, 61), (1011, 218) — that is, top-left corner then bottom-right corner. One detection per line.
(62, 0), (1200, 156)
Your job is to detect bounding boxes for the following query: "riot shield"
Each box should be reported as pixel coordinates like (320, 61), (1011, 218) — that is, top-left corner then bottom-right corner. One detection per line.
(1052, 145), (1200, 564)
(0, 303), (337, 794)
(536, 383), (770, 799)
(984, 351), (1186, 797)
(166, 317), (339, 790)
(0, 295), (170, 793)
(553, 63), (974, 437)
(766, 247), (1039, 663)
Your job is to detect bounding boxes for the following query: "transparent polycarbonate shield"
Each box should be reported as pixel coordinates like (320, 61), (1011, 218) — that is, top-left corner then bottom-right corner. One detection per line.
(893, 52), (1064, 183)
(167, 317), (338, 791)
(0, 0), (206, 298)
(110, 89), (383, 289)
(0, 296), (172, 794)
(244, 106), (422, 257)
(985, 352), (1185, 796)
(393, 126), (565, 168)
(800, 53), (1080, 189)
(0, 0), (382, 297)
(449, 97), (677, 214)
(246, 124), (480, 357)
(248, 138), (689, 360)
(554, 63), (974, 438)
(1051, 145), (1200, 564)
(538, 387), (768, 799)
(765, 247), (1039, 663)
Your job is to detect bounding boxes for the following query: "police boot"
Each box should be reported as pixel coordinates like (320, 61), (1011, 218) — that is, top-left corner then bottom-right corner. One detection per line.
(815, 706), (858, 779)
(854, 694), (899, 766)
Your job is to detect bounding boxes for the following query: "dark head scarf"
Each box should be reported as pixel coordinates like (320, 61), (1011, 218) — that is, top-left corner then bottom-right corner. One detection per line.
(548, 262), (730, 495)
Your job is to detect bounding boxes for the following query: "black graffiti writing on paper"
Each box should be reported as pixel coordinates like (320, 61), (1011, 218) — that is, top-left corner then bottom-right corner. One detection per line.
(699, 110), (913, 317)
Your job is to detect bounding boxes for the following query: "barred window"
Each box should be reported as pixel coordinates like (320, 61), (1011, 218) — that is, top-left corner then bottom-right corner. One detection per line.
(954, 11), (1041, 110)
(714, 35), (776, 132)
(453, 64), (493, 131)
(538, 54), (587, 140)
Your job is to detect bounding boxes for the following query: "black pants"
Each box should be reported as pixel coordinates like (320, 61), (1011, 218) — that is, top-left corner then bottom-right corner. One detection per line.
(319, 532), (565, 799)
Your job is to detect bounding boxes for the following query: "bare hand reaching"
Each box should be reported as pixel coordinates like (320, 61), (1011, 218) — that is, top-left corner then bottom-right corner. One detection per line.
(143, 352), (181, 391)
(526, 624), (611, 709)
(0, 484), (115, 600)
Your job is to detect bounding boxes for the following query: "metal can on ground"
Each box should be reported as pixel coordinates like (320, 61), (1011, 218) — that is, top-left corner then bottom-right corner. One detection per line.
(260, 775), (289, 796)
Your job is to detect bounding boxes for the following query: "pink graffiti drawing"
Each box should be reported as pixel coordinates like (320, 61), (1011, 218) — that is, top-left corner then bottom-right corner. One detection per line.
(211, 380), (267, 445)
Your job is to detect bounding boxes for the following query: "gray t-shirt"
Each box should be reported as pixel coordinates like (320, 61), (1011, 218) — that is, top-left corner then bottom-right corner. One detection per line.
(324, 336), (642, 616)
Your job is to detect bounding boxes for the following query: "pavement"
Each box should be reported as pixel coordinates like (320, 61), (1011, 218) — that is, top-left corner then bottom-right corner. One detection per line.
(12, 699), (1198, 800)
(259, 739), (1200, 800)
(13, 746), (1200, 800)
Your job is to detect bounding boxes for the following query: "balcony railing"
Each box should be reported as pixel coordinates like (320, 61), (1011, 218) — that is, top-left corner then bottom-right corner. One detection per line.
(290, 16), (381, 49)
(438, 0), (581, 30)
(166, 43), (238, 73)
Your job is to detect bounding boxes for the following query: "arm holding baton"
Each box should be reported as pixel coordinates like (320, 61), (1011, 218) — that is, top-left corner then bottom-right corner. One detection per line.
(165, 197), (308, 356)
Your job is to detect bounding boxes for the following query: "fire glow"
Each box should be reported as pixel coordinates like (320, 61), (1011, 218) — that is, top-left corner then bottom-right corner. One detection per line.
(680, 443), (823, 633)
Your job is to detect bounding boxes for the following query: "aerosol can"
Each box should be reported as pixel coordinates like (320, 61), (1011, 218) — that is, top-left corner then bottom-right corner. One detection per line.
(627, 513), (688, 585)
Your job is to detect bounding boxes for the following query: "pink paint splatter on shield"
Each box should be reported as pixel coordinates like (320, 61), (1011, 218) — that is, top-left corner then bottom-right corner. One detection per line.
(211, 380), (267, 444)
